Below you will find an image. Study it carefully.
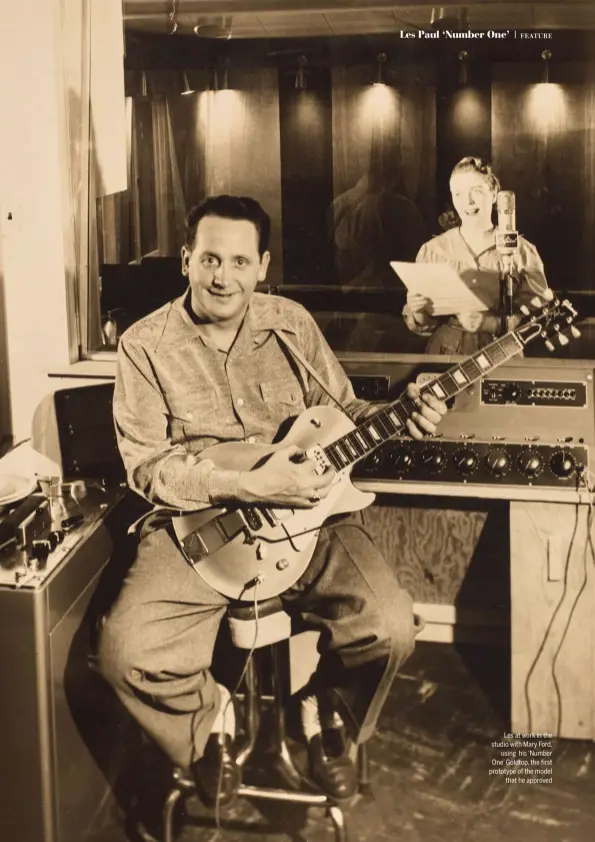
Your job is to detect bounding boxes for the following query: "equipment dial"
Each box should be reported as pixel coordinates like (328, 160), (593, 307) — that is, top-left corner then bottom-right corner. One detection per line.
(501, 383), (520, 403)
(390, 445), (414, 475)
(549, 450), (576, 479)
(420, 445), (447, 475)
(453, 447), (478, 476)
(485, 448), (511, 477)
(364, 445), (390, 474)
(517, 448), (544, 479)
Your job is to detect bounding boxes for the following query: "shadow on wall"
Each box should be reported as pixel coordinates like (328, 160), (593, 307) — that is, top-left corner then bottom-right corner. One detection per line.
(0, 233), (13, 444)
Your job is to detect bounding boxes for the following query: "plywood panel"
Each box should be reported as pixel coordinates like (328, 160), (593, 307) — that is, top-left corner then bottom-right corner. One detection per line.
(510, 500), (595, 739)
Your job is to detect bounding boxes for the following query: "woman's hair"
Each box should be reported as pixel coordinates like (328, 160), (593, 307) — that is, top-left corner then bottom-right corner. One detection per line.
(439, 157), (501, 230)
(450, 156), (501, 194)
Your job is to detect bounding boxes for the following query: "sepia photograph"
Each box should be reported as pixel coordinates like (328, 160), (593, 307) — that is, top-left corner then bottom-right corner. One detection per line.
(1, 2), (594, 841)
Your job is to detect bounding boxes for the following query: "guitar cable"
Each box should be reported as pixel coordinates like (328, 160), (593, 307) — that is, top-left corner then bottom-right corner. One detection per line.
(209, 581), (262, 839)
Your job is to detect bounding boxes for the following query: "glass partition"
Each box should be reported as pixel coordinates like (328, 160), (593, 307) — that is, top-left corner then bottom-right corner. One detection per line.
(87, 3), (595, 362)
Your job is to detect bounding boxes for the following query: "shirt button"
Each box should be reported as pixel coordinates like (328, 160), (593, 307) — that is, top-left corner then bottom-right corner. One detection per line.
(237, 397), (244, 407)
(472, 278), (477, 284)
(247, 436), (256, 444)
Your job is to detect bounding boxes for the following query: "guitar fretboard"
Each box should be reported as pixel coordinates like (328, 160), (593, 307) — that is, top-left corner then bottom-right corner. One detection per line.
(323, 331), (524, 472)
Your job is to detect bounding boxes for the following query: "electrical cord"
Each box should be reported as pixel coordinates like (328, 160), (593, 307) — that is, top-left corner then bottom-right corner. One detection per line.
(523, 467), (592, 737)
(208, 581), (262, 840)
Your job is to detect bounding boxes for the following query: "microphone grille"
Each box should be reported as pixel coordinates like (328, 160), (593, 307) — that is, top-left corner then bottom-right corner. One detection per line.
(497, 190), (516, 214)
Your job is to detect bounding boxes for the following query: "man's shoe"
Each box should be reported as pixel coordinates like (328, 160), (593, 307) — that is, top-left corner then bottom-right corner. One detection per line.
(190, 733), (241, 808)
(306, 731), (358, 802)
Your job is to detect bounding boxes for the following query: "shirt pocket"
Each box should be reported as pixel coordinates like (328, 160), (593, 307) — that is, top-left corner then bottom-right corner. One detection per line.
(167, 393), (218, 442)
(260, 380), (305, 427)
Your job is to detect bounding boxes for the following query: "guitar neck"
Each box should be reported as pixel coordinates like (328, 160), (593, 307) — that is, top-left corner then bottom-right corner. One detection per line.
(323, 330), (525, 472)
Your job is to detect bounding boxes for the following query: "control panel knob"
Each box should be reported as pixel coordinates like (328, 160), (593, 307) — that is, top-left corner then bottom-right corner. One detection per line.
(453, 447), (478, 476)
(365, 445), (390, 473)
(517, 448), (544, 479)
(485, 448), (510, 477)
(391, 446), (414, 475)
(420, 445), (447, 475)
(549, 450), (576, 479)
(501, 383), (520, 403)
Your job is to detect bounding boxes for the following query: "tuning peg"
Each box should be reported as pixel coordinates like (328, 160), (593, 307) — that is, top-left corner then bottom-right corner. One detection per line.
(570, 325), (581, 338)
(542, 288), (554, 302)
(530, 296), (543, 308)
(558, 333), (569, 346)
(544, 338), (555, 351)
(519, 304), (530, 316)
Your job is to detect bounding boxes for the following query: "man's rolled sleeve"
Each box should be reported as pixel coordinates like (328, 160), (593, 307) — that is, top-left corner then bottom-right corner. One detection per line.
(114, 335), (241, 510)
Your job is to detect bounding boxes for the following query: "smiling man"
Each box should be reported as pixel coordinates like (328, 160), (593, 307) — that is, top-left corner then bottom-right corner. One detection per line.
(100, 195), (446, 810)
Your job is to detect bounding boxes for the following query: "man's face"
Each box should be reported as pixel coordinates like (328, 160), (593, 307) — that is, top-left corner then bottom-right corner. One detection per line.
(182, 214), (270, 329)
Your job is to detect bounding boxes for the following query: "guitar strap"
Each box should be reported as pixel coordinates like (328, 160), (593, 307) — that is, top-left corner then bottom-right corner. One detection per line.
(272, 329), (355, 421)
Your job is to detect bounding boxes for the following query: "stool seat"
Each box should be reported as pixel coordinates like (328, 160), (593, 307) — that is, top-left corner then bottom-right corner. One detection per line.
(227, 597), (292, 649)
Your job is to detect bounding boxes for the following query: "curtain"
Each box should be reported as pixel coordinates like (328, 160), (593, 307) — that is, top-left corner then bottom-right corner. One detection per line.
(330, 64), (435, 287)
(492, 63), (595, 293)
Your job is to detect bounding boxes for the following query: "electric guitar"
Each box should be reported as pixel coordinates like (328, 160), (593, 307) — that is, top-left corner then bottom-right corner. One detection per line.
(172, 294), (579, 601)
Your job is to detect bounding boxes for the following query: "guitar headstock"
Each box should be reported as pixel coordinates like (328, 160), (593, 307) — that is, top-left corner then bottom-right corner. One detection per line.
(516, 291), (580, 352)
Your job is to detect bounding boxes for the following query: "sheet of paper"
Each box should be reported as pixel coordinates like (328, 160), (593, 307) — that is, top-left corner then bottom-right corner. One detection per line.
(391, 261), (488, 315)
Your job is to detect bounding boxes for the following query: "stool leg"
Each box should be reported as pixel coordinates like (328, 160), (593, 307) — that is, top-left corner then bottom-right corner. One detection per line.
(327, 804), (348, 842)
(357, 742), (372, 795)
(236, 655), (260, 767)
(162, 787), (183, 842)
(270, 640), (302, 789)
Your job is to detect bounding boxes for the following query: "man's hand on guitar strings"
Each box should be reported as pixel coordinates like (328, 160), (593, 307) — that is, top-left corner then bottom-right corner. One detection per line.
(404, 383), (447, 440)
(237, 444), (336, 509)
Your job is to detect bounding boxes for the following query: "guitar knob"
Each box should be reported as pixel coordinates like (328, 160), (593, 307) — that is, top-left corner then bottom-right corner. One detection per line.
(276, 559), (289, 570)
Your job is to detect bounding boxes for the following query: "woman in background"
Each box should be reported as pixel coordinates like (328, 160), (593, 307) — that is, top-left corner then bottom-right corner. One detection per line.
(403, 156), (549, 355)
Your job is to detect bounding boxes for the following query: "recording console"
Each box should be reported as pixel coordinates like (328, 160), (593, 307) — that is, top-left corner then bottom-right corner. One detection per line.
(341, 355), (594, 491)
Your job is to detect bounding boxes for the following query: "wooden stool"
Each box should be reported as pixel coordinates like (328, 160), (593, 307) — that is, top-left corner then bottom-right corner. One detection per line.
(162, 596), (369, 841)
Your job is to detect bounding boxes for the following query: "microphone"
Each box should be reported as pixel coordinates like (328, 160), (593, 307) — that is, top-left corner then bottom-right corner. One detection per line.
(496, 190), (518, 257)
(496, 190), (519, 334)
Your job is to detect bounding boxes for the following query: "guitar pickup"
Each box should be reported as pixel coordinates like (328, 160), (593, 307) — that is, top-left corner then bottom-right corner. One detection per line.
(261, 508), (278, 527)
(243, 508), (263, 531)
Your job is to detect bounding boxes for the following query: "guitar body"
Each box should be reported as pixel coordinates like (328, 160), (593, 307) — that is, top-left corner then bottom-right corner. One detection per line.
(172, 406), (375, 601)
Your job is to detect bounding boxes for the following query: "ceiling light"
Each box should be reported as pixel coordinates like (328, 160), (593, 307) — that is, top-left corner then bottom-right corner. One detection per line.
(541, 49), (552, 84)
(181, 71), (194, 95)
(374, 53), (387, 86)
(295, 55), (308, 91)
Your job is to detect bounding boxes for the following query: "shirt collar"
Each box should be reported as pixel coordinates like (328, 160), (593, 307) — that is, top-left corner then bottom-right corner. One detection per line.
(154, 289), (297, 350)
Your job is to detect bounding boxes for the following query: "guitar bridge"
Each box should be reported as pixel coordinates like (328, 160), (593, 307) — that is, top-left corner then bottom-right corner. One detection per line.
(305, 445), (332, 475)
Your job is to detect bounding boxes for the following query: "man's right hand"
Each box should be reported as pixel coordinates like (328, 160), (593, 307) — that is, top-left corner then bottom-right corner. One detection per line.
(237, 445), (336, 509)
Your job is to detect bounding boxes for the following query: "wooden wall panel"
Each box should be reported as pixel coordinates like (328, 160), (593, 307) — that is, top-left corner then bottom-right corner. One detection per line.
(360, 497), (510, 609)
(492, 63), (595, 293)
(198, 68), (283, 286)
(510, 501), (595, 739)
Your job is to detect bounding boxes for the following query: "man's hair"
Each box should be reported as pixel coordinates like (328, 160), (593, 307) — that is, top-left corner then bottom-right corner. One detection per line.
(450, 156), (501, 194)
(184, 195), (271, 256)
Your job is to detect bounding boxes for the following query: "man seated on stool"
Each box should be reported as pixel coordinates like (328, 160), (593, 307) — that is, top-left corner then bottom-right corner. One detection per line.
(99, 195), (447, 807)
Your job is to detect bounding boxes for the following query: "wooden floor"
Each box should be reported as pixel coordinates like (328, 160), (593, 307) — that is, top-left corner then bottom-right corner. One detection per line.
(98, 641), (595, 842)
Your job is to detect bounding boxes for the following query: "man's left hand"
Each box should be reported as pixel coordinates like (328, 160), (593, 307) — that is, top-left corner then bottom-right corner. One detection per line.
(404, 383), (447, 440)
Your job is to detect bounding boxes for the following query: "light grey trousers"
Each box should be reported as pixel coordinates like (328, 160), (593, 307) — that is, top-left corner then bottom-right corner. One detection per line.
(98, 513), (417, 768)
